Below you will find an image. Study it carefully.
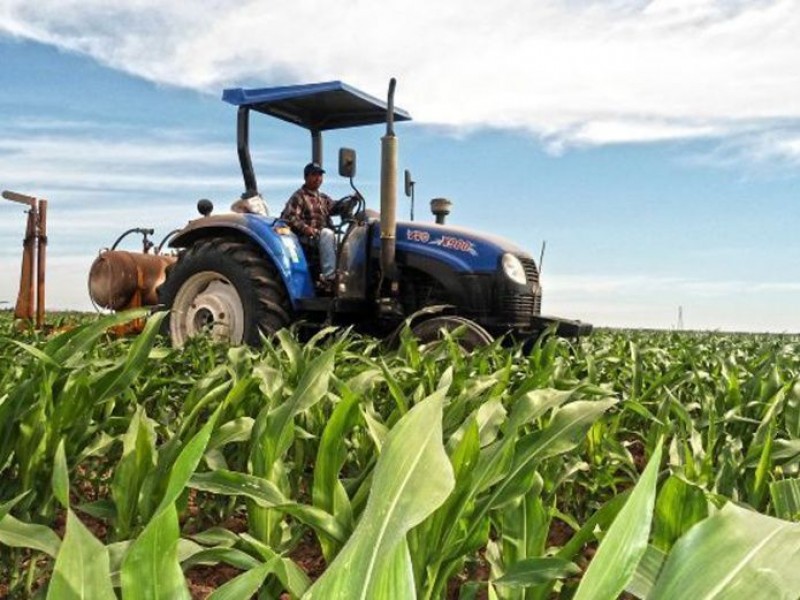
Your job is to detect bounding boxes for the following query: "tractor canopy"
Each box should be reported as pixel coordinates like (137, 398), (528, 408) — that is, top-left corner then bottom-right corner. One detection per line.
(222, 80), (412, 131)
(223, 80), (411, 196)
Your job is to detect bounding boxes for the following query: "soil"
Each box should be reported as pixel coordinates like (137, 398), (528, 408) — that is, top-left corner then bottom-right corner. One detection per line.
(8, 481), (603, 599)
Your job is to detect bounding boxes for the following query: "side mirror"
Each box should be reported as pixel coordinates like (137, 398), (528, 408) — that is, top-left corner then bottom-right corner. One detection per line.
(339, 148), (357, 178)
(404, 169), (414, 197)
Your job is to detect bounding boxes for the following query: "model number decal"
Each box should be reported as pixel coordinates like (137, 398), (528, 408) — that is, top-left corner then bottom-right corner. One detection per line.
(406, 230), (478, 256)
(406, 229), (430, 243)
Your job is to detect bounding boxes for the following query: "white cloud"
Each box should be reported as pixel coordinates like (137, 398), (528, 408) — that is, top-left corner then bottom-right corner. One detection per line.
(1, 0), (799, 154)
(0, 126), (303, 202)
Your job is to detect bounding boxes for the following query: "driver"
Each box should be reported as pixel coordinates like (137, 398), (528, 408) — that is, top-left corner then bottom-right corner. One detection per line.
(280, 162), (351, 289)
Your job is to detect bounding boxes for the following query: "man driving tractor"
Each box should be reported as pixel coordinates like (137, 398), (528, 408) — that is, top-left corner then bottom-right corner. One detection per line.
(280, 162), (355, 291)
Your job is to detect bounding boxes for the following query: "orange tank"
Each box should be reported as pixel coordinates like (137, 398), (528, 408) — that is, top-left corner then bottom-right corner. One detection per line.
(88, 250), (176, 310)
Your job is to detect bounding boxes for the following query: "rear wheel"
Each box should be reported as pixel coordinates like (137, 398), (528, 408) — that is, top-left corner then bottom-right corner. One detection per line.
(411, 315), (494, 352)
(158, 238), (291, 346)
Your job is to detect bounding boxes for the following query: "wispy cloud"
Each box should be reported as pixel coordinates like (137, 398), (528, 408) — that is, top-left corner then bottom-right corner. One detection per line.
(2, 0), (799, 155)
(0, 124), (302, 202)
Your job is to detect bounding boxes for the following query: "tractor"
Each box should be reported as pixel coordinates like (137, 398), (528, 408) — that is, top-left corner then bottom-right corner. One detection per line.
(89, 79), (591, 348)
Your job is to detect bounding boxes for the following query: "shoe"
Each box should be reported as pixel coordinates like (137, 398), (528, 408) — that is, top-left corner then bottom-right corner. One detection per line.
(316, 273), (335, 294)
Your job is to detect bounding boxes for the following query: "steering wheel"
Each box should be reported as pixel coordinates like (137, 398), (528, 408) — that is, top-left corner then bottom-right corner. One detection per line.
(331, 194), (362, 235)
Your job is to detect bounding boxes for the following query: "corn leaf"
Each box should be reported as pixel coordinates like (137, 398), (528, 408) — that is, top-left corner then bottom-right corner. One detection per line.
(770, 478), (800, 521)
(190, 469), (347, 542)
(121, 506), (188, 600)
(303, 391), (455, 599)
(652, 475), (708, 551)
(47, 508), (116, 600)
(0, 514), (62, 557)
(573, 442), (662, 600)
(91, 312), (166, 403)
(493, 557), (581, 587)
(112, 406), (157, 538)
(648, 503), (800, 599)
(207, 557), (282, 600)
(625, 545), (667, 599)
(50, 308), (151, 366)
(120, 404), (222, 599)
(477, 398), (617, 522)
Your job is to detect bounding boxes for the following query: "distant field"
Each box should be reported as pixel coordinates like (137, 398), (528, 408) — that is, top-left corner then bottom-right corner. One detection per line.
(1, 310), (798, 598)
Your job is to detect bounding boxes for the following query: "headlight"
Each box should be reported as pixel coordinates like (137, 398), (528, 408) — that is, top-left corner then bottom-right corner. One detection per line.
(501, 253), (527, 285)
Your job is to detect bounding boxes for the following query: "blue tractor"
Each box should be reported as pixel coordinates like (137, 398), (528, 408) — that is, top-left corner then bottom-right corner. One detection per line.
(148, 79), (591, 348)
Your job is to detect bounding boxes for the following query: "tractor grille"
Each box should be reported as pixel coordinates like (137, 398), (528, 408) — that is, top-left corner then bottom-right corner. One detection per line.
(519, 257), (539, 286)
(501, 295), (535, 322)
(499, 256), (542, 324)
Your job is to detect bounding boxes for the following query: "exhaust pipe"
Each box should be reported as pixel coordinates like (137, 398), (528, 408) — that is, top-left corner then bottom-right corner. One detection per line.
(380, 78), (398, 284)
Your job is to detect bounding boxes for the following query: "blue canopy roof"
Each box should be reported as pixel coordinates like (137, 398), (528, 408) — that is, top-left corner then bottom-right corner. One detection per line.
(222, 80), (412, 131)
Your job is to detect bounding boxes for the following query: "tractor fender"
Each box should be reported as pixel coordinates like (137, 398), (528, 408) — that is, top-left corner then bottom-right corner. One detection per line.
(168, 214), (314, 306)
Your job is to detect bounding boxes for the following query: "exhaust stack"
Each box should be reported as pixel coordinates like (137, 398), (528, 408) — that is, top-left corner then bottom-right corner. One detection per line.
(380, 78), (398, 283)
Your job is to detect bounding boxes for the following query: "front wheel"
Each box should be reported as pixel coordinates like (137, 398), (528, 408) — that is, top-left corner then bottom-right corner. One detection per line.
(411, 315), (494, 352)
(158, 238), (291, 346)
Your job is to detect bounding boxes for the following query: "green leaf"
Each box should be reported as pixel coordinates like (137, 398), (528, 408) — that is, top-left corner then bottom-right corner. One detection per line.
(157, 403), (222, 514)
(0, 491), (29, 523)
(51, 308), (151, 366)
(507, 388), (575, 431)
(770, 478), (800, 521)
(312, 388), (361, 557)
(556, 491), (630, 561)
(207, 557), (281, 600)
(573, 442), (663, 600)
(261, 348), (335, 468)
(112, 406), (157, 538)
(496, 483), (548, 578)
(9, 338), (63, 369)
(120, 506), (188, 600)
(181, 546), (262, 571)
(190, 469), (347, 543)
(648, 503), (800, 599)
(238, 533), (311, 597)
(493, 557), (580, 587)
(303, 391), (455, 599)
(476, 399), (617, 525)
(53, 438), (70, 508)
(625, 545), (667, 599)
(207, 417), (254, 451)
(0, 514), (62, 557)
(91, 312), (167, 403)
(120, 405), (222, 600)
(47, 508), (116, 600)
(652, 475), (708, 551)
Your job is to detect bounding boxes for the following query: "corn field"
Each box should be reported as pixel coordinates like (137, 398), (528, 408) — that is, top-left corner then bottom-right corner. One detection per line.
(0, 309), (799, 599)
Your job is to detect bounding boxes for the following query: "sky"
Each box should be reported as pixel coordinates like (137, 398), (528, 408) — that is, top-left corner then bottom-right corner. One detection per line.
(1, 0), (799, 332)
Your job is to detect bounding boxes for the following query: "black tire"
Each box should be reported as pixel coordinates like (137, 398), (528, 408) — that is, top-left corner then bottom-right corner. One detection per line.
(411, 315), (494, 352)
(158, 237), (291, 346)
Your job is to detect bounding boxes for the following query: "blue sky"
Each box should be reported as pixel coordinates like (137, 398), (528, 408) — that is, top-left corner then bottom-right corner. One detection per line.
(1, 1), (799, 332)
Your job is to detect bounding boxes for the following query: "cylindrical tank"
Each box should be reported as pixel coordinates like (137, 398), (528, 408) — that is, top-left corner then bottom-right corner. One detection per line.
(88, 250), (176, 310)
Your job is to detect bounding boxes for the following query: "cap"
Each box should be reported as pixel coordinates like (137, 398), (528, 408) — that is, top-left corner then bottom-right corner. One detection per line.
(304, 162), (325, 177)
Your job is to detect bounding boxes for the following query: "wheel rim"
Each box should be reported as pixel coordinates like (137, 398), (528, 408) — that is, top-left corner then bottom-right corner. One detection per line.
(170, 271), (245, 346)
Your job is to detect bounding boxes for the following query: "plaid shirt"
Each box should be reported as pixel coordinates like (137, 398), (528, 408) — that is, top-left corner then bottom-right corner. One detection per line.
(280, 186), (337, 239)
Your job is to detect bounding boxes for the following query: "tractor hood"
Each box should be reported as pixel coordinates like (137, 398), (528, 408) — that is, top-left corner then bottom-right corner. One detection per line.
(393, 220), (532, 274)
